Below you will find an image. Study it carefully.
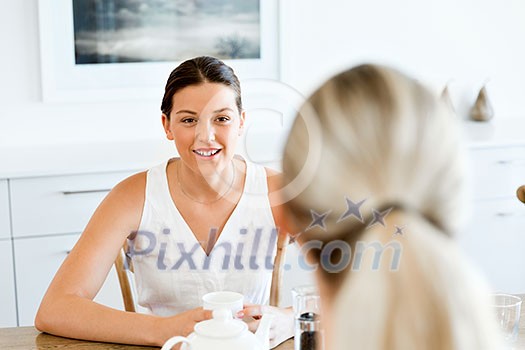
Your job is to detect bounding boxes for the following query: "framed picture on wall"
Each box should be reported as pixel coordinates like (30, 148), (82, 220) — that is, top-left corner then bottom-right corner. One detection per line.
(38, 0), (280, 103)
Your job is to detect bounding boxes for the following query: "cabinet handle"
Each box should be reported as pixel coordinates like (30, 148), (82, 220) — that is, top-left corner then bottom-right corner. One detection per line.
(61, 189), (111, 195)
(518, 185), (525, 204)
(497, 159), (525, 166)
(494, 212), (525, 218)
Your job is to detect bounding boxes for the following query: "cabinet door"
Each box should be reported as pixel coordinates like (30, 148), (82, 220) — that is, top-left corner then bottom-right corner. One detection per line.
(14, 234), (124, 326)
(10, 171), (134, 238)
(0, 240), (17, 327)
(458, 198), (525, 293)
(469, 146), (525, 200)
(0, 180), (10, 240)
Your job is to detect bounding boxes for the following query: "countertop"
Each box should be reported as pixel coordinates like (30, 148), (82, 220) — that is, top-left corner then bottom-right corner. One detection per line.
(0, 139), (176, 179)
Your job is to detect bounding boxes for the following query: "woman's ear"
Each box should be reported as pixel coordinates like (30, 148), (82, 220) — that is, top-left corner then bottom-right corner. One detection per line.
(239, 110), (246, 135)
(162, 113), (174, 140)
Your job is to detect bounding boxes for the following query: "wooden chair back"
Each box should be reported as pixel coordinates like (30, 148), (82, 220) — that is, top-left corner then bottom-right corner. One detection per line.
(114, 242), (135, 312)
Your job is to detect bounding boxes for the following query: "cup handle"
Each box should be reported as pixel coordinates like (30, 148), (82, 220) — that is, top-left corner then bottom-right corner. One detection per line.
(161, 336), (192, 350)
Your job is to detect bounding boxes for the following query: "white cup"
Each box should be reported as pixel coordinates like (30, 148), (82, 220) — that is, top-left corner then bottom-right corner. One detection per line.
(202, 291), (244, 317)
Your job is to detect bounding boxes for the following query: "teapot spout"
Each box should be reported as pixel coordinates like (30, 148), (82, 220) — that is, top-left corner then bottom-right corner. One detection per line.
(255, 313), (275, 349)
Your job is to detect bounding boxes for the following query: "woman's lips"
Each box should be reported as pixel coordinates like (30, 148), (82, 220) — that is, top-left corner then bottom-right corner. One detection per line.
(192, 148), (221, 158)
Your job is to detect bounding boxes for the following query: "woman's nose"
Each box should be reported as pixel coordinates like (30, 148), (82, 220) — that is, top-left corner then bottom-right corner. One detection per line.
(196, 122), (215, 143)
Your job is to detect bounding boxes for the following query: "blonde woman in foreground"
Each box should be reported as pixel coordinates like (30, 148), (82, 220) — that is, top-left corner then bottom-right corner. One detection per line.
(282, 64), (503, 349)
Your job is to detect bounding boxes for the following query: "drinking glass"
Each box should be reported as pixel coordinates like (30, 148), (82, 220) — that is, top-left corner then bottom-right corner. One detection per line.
(292, 285), (323, 350)
(491, 293), (522, 346)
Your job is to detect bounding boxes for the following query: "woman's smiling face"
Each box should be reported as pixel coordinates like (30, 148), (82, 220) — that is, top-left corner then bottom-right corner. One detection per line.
(162, 82), (245, 176)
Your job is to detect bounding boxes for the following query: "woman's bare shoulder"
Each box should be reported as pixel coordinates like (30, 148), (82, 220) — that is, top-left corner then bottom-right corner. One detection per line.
(264, 167), (282, 193)
(111, 171), (147, 198)
(264, 167), (283, 203)
(96, 171), (147, 222)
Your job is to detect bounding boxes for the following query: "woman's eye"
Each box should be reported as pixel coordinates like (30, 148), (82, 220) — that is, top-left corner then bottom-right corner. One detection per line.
(181, 118), (197, 124)
(216, 116), (231, 122)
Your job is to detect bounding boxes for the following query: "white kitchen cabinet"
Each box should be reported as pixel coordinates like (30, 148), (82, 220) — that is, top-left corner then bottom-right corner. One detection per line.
(0, 140), (174, 328)
(469, 146), (525, 200)
(14, 234), (123, 326)
(0, 181), (16, 327)
(459, 197), (525, 293)
(8, 170), (135, 326)
(0, 180), (10, 240)
(0, 240), (17, 327)
(10, 171), (134, 238)
(459, 145), (525, 293)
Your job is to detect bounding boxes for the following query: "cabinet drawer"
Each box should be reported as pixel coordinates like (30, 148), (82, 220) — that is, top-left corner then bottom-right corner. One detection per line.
(14, 234), (124, 326)
(458, 198), (525, 293)
(10, 171), (134, 238)
(468, 147), (525, 200)
(0, 240), (17, 327)
(0, 180), (10, 240)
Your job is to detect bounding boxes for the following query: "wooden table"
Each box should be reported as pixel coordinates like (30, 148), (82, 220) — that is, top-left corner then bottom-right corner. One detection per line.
(0, 327), (294, 349)
(3, 295), (525, 350)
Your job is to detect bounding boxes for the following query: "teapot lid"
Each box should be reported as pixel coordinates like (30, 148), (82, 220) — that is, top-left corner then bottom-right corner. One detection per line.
(195, 309), (247, 338)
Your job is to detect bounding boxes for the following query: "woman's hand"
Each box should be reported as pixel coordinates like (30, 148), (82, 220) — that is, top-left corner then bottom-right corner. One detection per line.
(157, 307), (213, 346)
(237, 304), (294, 349)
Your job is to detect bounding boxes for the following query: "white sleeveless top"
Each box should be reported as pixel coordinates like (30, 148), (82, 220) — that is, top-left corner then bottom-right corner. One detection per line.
(129, 158), (277, 316)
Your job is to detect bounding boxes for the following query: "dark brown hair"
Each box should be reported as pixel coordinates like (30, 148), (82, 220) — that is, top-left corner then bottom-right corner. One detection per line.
(161, 56), (242, 119)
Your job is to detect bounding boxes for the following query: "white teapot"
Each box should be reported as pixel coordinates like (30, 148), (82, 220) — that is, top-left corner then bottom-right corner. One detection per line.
(161, 308), (275, 350)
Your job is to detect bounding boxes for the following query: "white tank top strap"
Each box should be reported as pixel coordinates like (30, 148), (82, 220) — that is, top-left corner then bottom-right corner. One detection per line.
(239, 158), (273, 212)
(242, 158), (269, 194)
(143, 159), (172, 216)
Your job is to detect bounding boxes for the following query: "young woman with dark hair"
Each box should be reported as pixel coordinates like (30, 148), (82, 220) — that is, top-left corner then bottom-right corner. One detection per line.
(35, 56), (294, 348)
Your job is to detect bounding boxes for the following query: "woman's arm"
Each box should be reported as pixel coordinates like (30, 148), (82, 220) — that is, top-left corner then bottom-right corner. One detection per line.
(34, 172), (210, 346)
(265, 168), (292, 237)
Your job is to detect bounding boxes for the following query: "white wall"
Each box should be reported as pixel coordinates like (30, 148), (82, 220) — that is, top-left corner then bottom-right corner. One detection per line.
(281, 0), (525, 121)
(0, 1), (163, 148)
(1, 0), (524, 149)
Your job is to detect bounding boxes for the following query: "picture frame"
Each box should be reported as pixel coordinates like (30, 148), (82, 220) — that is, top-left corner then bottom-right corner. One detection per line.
(38, 0), (281, 103)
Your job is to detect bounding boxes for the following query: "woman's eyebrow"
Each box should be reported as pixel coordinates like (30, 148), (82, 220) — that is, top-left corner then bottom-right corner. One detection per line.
(175, 109), (197, 115)
(175, 108), (233, 115)
(213, 107), (234, 113)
